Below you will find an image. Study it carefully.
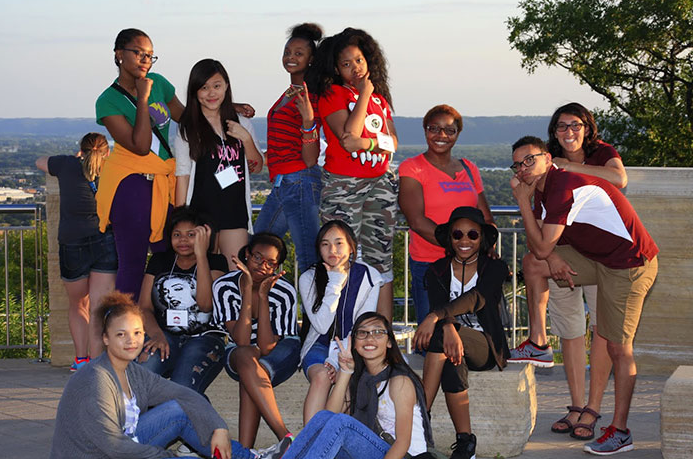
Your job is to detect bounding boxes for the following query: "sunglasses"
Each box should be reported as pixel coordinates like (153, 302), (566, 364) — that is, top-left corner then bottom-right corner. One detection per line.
(452, 229), (480, 241)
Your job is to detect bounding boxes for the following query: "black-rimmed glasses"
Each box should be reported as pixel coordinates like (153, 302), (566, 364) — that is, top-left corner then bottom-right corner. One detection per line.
(555, 121), (584, 132)
(510, 153), (545, 173)
(123, 48), (158, 64)
(426, 125), (458, 136)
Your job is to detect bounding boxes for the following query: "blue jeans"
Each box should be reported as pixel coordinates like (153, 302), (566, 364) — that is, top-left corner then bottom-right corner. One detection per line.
(224, 336), (300, 386)
(254, 166), (322, 274)
(410, 257), (432, 325)
(135, 400), (254, 459)
(139, 331), (225, 395)
(283, 410), (389, 459)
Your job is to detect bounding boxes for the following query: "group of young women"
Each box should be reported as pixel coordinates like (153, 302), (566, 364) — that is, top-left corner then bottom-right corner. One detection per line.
(45, 19), (626, 459)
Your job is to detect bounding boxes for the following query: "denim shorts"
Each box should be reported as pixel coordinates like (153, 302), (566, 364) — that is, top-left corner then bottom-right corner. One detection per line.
(224, 336), (300, 386)
(301, 341), (330, 375)
(59, 230), (118, 282)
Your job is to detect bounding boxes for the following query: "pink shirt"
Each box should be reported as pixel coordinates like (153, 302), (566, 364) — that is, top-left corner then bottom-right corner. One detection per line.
(399, 154), (483, 262)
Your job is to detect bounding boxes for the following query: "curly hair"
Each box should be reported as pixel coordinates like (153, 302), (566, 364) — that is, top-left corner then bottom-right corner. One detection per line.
(306, 27), (392, 108)
(287, 22), (323, 56)
(98, 291), (143, 335)
(547, 102), (600, 159)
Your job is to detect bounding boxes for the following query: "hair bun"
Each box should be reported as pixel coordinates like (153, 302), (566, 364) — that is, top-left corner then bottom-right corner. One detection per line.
(289, 23), (323, 42)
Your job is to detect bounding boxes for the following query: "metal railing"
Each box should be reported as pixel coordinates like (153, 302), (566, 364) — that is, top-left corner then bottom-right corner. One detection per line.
(252, 204), (529, 348)
(0, 204), (46, 359)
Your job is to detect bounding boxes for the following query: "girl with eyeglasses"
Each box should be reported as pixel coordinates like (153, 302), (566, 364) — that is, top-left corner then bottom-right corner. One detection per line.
(413, 206), (510, 459)
(212, 232), (300, 449)
(509, 102), (626, 441)
(399, 105), (495, 326)
(298, 220), (382, 424)
(306, 27), (398, 321)
(50, 291), (260, 459)
(254, 23), (324, 275)
(95, 28), (185, 302)
(135, 207), (228, 395)
(277, 312), (435, 459)
(175, 59), (264, 271)
(36, 133), (117, 370)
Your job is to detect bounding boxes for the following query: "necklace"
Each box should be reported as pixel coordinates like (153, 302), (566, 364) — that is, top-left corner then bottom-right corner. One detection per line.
(454, 253), (478, 265)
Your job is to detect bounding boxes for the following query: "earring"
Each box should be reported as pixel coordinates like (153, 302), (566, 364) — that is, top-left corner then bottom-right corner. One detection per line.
(119, 59), (123, 64)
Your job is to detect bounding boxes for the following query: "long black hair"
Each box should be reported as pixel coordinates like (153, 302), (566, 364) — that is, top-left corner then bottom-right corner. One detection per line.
(306, 27), (392, 108)
(347, 312), (423, 414)
(547, 102), (600, 159)
(179, 59), (240, 162)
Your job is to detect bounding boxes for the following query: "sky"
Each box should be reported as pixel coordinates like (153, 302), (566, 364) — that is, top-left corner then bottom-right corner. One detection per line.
(0, 0), (608, 118)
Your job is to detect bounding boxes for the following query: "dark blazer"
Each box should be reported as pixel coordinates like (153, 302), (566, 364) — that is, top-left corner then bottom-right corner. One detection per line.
(425, 255), (511, 370)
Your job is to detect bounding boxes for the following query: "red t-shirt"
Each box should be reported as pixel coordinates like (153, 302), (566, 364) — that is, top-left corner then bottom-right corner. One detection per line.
(584, 141), (620, 166)
(399, 155), (483, 262)
(533, 166), (658, 269)
(265, 90), (321, 181)
(318, 85), (393, 178)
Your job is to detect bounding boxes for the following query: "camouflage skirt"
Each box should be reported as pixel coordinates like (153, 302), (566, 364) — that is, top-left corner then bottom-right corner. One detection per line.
(320, 169), (397, 282)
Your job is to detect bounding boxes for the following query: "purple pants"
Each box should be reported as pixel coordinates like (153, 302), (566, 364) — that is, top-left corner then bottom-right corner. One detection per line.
(110, 174), (167, 301)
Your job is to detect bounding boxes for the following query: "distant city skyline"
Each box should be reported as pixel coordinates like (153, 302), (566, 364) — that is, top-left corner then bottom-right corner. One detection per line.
(1, 0), (607, 118)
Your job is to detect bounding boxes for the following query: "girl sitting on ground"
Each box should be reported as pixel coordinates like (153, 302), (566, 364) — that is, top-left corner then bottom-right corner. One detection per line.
(137, 206), (228, 395)
(50, 291), (259, 459)
(298, 220), (381, 424)
(212, 233), (300, 449)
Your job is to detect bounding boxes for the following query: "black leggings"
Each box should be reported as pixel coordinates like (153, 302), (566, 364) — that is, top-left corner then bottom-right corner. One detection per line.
(427, 323), (495, 393)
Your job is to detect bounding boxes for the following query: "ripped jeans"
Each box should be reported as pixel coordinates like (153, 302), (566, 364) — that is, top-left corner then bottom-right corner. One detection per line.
(139, 331), (225, 395)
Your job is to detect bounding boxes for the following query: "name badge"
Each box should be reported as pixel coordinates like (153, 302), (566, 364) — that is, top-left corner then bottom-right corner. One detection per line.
(376, 132), (395, 153)
(167, 309), (188, 327)
(215, 166), (239, 189)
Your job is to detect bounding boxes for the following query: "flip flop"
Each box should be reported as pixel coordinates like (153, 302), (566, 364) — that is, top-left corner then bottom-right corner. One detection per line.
(551, 405), (583, 433)
(570, 406), (602, 440)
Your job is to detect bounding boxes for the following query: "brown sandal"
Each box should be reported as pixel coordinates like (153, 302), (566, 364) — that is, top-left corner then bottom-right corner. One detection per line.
(570, 406), (602, 440)
(551, 405), (583, 433)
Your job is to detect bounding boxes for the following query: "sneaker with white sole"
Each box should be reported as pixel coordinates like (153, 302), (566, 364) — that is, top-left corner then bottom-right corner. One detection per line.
(256, 433), (293, 459)
(507, 339), (554, 368)
(583, 425), (634, 456)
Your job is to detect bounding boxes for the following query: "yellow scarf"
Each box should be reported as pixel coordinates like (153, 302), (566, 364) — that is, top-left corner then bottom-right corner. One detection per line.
(96, 143), (176, 243)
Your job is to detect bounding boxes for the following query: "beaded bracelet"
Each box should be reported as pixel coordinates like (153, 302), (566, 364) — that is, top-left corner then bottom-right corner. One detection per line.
(301, 136), (319, 144)
(300, 122), (317, 134)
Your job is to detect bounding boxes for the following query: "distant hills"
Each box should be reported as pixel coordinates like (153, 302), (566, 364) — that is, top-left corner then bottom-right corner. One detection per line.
(0, 116), (550, 145)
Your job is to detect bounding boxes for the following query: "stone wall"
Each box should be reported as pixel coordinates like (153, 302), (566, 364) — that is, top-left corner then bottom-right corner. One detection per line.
(625, 167), (693, 375)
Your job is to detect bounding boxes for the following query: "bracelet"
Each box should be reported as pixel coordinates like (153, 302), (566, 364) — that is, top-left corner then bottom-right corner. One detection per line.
(301, 137), (319, 144)
(300, 122), (317, 133)
(366, 138), (375, 152)
(340, 368), (354, 374)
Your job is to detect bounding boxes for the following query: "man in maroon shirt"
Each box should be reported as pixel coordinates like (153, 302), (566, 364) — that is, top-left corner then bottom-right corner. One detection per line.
(508, 136), (658, 455)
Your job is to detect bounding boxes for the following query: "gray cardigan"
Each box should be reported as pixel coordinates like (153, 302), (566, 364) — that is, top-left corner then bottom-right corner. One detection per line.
(50, 353), (227, 458)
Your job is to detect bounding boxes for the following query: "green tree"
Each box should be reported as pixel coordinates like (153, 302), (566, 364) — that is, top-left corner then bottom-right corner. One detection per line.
(507, 0), (693, 166)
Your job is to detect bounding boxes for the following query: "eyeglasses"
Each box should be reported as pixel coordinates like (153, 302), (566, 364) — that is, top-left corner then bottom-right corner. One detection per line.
(510, 153), (545, 173)
(426, 125), (458, 136)
(123, 48), (158, 64)
(452, 229), (479, 241)
(354, 328), (388, 340)
(250, 252), (278, 269)
(555, 121), (584, 132)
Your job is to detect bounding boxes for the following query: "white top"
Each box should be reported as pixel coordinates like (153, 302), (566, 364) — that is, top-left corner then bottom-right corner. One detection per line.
(449, 264), (483, 332)
(376, 379), (427, 456)
(173, 115), (261, 232)
(298, 262), (381, 364)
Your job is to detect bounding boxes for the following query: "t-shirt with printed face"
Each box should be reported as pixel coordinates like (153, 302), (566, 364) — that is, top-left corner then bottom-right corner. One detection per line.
(318, 84), (393, 178)
(95, 72), (175, 160)
(399, 155), (484, 262)
(145, 251), (228, 336)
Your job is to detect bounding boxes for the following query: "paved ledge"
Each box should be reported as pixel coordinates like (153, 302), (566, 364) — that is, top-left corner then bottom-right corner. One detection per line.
(0, 358), (665, 458)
